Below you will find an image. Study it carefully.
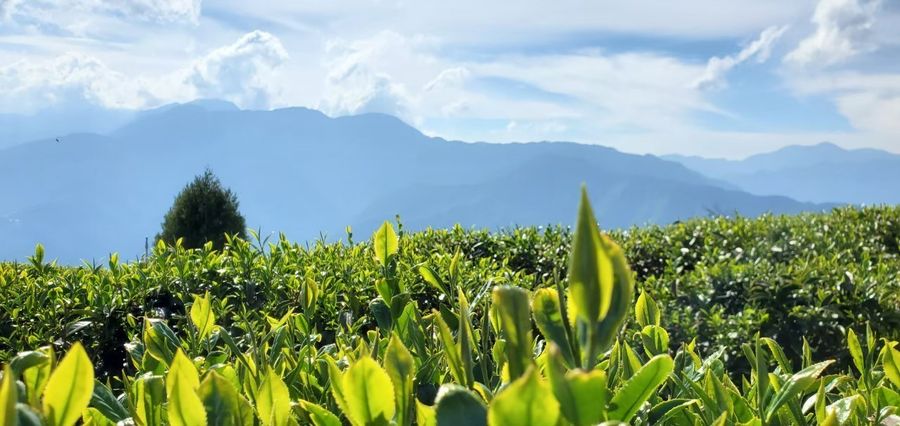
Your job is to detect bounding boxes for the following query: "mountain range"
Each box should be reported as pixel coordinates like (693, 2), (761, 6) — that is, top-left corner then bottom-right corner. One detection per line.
(2, 100), (892, 263)
(663, 142), (900, 205)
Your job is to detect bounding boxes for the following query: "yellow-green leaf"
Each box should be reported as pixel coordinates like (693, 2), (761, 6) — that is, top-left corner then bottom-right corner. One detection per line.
(342, 357), (395, 426)
(384, 335), (415, 426)
(883, 344), (900, 388)
(488, 367), (559, 426)
(167, 350), (200, 397)
(256, 370), (292, 426)
(299, 400), (341, 426)
(373, 221), (399, 267)
(1, 366), (16, 426)
(81, 408), (114, 426)
(492, 286), (533, 381)
(567, 187), (613, 323)
(167, 350), (206, 426)
(416, 401), (437, 426)
(608, 355), (674, 422)
(199, 372), (254, 426)
(635, 291), (660, 328)
(42, 342), (94, 426)
(190, 293), (216, 339)
(532, 289), (575, 368)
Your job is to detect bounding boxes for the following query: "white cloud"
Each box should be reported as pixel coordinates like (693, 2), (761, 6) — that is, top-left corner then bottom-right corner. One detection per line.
(0, 0), (21, 19)
(110, 0), (202, 24)
(785, 0), (883, 66)
(317, 33), (415, 118)
(693, 25), (788, 90)
(182, 30), (288, 109)
(5, 0), (202, 25)
(0, 30), (288, 113)
(788, 71), (900, 136)
(424, 67), (471, 92)
(0, 53), (146, 113)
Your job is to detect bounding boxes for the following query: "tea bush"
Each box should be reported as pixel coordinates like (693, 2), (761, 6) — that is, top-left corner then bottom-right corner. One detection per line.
(1, 189), (899, 425)
(2, 204), (897, 379)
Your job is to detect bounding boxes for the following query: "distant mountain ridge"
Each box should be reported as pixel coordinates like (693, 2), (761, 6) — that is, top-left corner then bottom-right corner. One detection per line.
(1, 102), (828, 262)
(664, 142), (900, 204)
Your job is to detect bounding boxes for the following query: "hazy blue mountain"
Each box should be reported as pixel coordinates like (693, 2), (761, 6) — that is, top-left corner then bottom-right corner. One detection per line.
(664, 142), (900, 204)
(0, 102), (826, 263)
(0, 105), (135, 149)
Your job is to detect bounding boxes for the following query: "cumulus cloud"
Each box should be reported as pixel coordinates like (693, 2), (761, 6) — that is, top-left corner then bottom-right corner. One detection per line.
(318, 32), (420, 118)
(785, 0), (882, 66)
(693, 25), (788, 90)
(183, 30), (288, 109)
(0, 53), (148, 113)
(0, 30), (288, 113)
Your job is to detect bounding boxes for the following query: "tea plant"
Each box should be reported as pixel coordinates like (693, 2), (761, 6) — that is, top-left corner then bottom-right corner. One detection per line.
(1, 189), (899, 425)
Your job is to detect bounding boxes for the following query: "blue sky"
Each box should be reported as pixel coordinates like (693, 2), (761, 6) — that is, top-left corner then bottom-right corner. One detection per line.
(0, 0), (897, 158)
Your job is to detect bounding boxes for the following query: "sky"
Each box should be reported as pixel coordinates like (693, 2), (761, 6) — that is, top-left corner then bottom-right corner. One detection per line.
(0, 0), (898, 158)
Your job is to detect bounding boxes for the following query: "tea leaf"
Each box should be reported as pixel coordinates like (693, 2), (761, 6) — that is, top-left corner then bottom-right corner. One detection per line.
(608, 354), (674, 422)
(342, 357), (395, 426)
(42, 342), (94, 426)
(488, 367), (559, 426)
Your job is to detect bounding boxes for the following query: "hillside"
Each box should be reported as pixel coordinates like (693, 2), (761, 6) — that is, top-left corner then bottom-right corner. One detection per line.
(0, 102), (826, 262)
(665, 142), (900, 204)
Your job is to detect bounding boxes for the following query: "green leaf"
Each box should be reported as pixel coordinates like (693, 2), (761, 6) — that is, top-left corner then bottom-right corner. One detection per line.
(492, 286), (533, 381)
(567, 187), (613, 323)
(133, 374), (166, 426)
(755, 336), (769, 414)
(190, 293), (216, 339)
(566, 369), (607, 426)
(419, 266), (449, 297)
(326, 357), (350, 418)
(649, 399), (698, 425)
(1, 366), (16, 426)
(634, 291), (660, 328)
(42, 342), (94, 426)
(608, 355), (674, 422)
(488, 367), (559, 426)
(299, 400), (341, 426)
(342, 357), (395, 426)
(81, 408), (115, 426)
(827, 394), (862, 425)
(256, 370), (292, 426)
(883, 343), (900, 389)
(765, 360), (833, 421)
(434, 313), (467, 388)
(166, 351), (207, 426)
(22, 347), (54, 407)
(199, 372), (254, 426)
(640, 325), (669, 357)
(416, 401), (437, 426)
(89, 381), (128, 422)
(761, 338), (792, 374)
(435, 385), (487, 426)
(546, 344), (606, 426)
(143, 319), (180, 366)
(384, 335), (415, 426)
(166, 350), (200, 397)
(846, 329), (864, 376)
(532, 288), (575, 368)
(373, 221), (399, 267)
